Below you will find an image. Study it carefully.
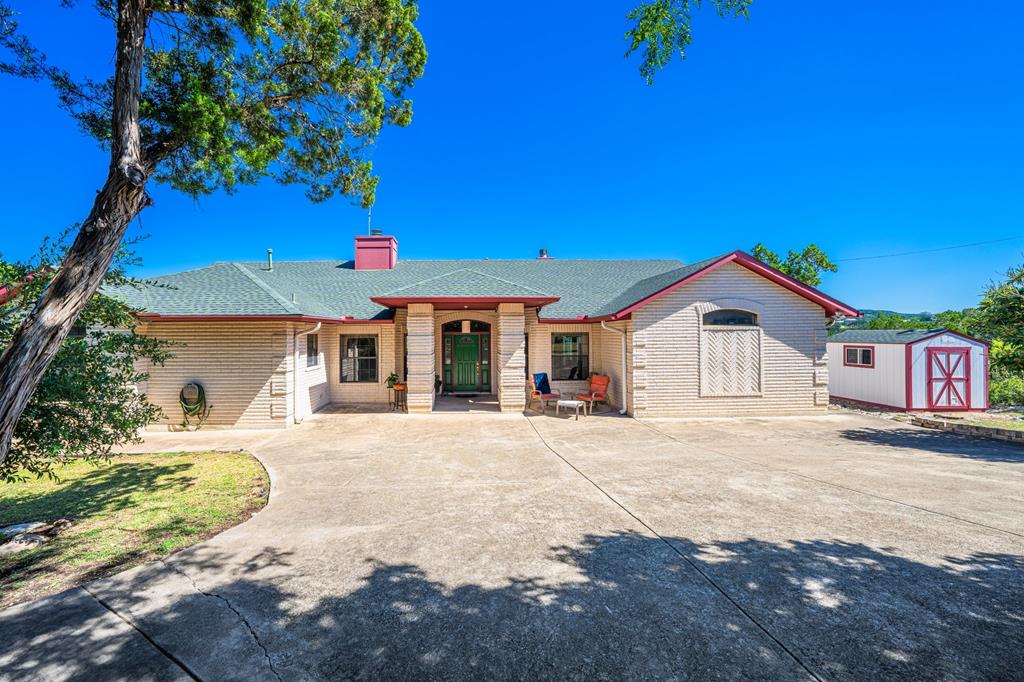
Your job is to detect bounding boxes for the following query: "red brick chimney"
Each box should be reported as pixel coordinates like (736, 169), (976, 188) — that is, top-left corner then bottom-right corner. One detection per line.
(354, 233), (398, 270)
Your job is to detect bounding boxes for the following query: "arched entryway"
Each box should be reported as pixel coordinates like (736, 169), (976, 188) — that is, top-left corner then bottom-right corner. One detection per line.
(441, 320), (491, 393)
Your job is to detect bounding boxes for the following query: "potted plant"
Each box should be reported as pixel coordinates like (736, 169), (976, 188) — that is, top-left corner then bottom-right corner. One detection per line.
(385, 372), (400, 389)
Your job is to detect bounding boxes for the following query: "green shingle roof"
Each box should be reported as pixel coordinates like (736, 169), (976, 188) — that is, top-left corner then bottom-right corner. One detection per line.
(827, 329), (948, 344)
(109, 257), (700, 320)
(378, 268), (555, 298)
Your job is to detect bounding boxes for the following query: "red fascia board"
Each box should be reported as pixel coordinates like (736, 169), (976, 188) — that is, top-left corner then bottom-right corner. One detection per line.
(537, 315), (589, 324)
(369, 295), (560, 308)
(134, 313), (394, 324)
(905, 329), (991, 348)
(729, 252), (861, 318)
(605, 251), (860, 321)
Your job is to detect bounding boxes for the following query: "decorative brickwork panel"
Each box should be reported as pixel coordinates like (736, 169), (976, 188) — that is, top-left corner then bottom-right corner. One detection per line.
(699, 327), (761, 397)
(632, 262), (827, 416)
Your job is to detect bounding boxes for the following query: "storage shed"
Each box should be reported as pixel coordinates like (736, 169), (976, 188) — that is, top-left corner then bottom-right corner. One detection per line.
(827, 328), (989, 412)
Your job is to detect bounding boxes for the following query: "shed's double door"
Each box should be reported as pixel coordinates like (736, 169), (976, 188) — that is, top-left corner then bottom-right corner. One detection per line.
(926, 348), (971, 409)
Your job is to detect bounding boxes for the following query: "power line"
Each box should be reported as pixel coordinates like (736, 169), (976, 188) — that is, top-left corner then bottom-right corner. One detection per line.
(837, 235), (1024, 262)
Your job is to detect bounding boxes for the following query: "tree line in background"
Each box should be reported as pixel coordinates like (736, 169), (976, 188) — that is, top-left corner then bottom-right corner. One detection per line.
(754, 243), (1024, 407)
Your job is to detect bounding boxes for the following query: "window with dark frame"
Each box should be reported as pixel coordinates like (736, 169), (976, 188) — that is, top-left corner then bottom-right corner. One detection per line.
(306, 334), (319, 367)
(340, 335), (378, 382)
(844, 346), (873, 367)
(702, 309), (758, 326)
(550, 333), (589, 381)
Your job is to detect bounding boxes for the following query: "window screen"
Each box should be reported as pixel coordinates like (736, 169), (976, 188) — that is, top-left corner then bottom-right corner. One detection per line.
(551, 333), (589, 381)
(844, 346), (873, 367)
(306, 334), (319, 367)
(341, 335), (378, 382)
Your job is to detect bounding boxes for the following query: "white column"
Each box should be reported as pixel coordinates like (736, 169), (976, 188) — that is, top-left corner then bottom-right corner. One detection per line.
(406, 303), (435, 413)
(496, 303), (527, 413)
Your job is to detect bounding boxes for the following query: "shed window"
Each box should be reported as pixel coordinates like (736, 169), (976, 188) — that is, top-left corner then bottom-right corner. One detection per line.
(703, 309), (757, 326)
(844, 346), (874, 368)
(551, 333), (589, 381)
(341, 335), (378, 383)
(306, 334), (319, 367)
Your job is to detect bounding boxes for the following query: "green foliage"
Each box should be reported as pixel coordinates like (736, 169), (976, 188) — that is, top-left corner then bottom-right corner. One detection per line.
(989, 372), (1024, 407)
(974, 263), (1024, 373)
(860, 313), (934, 331)
(750, 243), (838, 287)
(0, 233), (173, 482)
(625, 0), (751, 84)
(931, 308), (978, 337)
(1, 0), (427, 207)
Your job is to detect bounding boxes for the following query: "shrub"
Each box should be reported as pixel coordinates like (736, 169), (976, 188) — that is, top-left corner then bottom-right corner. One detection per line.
(989, 372), (1024, 406)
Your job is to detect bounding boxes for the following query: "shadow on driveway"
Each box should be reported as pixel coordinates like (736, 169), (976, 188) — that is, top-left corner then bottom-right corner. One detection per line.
(839, 426), (1024, 463)
(3, 532), (1021, 680)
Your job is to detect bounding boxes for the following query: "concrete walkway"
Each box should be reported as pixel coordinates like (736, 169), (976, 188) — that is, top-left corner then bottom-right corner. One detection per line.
(1, 410), (1022, 680)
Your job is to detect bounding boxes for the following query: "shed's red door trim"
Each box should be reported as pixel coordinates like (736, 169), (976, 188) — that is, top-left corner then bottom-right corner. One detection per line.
(926, 347), (971, 410)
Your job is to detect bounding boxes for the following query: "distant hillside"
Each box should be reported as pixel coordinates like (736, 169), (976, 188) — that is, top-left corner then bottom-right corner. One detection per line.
(830, 309), (939, 334)
(855, 309), (935, 322)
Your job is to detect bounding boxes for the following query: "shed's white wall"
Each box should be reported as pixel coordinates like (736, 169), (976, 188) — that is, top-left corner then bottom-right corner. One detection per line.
(631, 262), (829, 416)
(826, 342), (907, 408)
(908, 334), (988, 409)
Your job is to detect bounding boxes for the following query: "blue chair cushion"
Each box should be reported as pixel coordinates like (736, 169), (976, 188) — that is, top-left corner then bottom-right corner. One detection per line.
(534, 372), (552, 395)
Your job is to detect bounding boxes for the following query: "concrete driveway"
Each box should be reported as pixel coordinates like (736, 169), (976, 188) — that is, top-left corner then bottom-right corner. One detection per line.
(2, 410), (1022, 681)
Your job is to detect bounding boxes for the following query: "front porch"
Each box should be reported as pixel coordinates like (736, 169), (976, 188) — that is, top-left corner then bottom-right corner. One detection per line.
(292, 301), (629, 422)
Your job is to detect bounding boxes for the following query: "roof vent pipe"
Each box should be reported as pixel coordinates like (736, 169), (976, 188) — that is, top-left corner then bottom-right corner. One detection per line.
(266, 248), (273, 271)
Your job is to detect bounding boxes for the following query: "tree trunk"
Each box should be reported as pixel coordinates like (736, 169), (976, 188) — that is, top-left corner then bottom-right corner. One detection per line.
(0, 0), (149, 463)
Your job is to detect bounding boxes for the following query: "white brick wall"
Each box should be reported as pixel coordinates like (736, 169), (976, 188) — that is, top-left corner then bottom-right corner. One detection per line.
(137, 321), (293, 429)
(496, 303), (527, 412)
(406, 304), (435, 412)
(631, 262), (828, 416)
(325, 323), (397, 405)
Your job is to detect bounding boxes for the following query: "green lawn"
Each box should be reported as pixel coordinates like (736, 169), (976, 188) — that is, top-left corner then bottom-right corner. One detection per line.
(964, 418), (1024, 432)
(0, 451), (268, 609)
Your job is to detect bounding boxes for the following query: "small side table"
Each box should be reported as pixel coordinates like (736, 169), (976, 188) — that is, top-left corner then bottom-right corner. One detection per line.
(391, 383), (407, 412)
(555, 399), (585, 420)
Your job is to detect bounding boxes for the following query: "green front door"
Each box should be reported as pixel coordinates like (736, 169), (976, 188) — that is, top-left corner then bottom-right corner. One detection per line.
(453, 334), (480, 391)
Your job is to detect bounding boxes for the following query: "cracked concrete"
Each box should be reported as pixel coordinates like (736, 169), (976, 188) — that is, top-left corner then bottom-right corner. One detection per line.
(1, 409), (1022, 680)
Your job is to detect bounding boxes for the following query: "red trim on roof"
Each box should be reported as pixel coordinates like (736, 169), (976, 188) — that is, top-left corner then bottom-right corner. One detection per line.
(134, 313), (394, 324)
(729, 252), (860, 318)
(534, 251), (859, 323)
(369, 295), (559, 310)
(905, 329), (991, 348)
(537, 315), (589, 324)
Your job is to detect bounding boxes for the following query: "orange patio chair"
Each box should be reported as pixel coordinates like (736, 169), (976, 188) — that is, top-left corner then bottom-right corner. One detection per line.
(575, 374), (610, 415)
(528, 372), (560, 413)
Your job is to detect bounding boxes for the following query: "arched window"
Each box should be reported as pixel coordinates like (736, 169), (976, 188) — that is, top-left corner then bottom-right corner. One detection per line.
(702, 309), (757, 326)
(442, 320), (491, 333)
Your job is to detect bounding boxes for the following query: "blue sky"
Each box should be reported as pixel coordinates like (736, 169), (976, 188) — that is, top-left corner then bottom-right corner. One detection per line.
(2, 1), (1022, 312)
